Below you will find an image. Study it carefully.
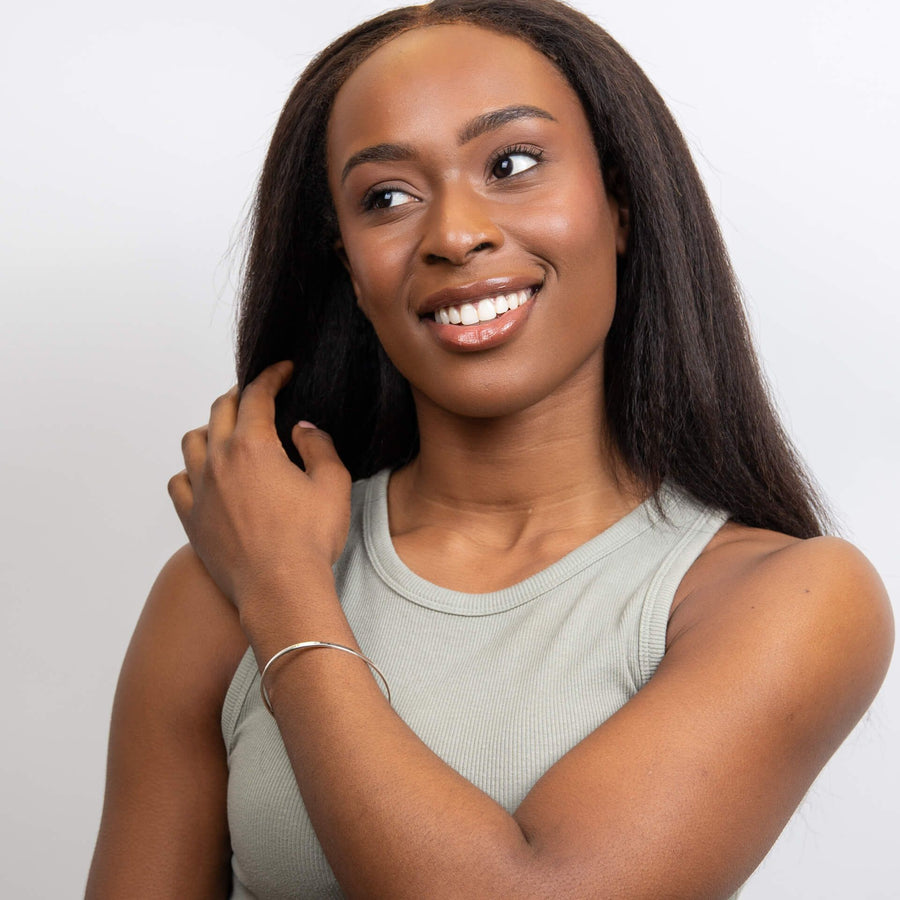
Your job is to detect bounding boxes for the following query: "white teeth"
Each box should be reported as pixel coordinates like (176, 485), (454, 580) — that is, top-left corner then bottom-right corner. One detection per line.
(476, 299), (497, 321)
(433, 288), (535, 325)
(459, 303), (479, 325)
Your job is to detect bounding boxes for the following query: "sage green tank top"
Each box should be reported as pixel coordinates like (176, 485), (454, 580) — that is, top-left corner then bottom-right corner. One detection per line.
(222, 469), (733, 898)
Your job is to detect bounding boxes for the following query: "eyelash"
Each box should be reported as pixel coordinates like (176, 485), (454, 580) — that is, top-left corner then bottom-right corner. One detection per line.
(359, 142), (545, 212)
(486, 143), (544, 179)
(360, 185), (412, 212)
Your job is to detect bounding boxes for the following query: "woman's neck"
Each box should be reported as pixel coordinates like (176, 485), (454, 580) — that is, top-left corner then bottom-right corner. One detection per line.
(390, 372), (644, 551)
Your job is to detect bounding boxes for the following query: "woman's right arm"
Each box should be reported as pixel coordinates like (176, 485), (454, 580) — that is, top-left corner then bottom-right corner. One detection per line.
(86, 544), (248, 899)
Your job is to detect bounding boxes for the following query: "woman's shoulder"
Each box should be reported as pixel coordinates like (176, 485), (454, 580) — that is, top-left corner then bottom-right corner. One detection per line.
(680, 520), (889, 606)
(131, 544), (248, 719)
(670, 521), (893, 712)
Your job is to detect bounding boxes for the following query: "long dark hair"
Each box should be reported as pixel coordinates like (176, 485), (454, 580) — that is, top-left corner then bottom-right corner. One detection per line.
(236, 0), (830, 538)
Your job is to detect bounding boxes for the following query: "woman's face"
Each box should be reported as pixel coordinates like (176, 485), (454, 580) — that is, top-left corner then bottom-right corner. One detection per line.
(327, 23), (628, 420)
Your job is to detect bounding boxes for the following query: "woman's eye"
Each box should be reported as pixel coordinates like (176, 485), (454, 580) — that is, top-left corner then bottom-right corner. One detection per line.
(364, 188), (416, 211)
(491, 152), (539, 180)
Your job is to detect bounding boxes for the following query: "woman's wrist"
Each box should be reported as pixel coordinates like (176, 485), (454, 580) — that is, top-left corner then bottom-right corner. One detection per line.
(236, 562), (353, 662)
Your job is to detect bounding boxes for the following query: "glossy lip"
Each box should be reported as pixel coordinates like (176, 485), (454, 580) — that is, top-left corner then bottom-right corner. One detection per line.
(423, 284), (541, 352)
(416, 276), (542, 319)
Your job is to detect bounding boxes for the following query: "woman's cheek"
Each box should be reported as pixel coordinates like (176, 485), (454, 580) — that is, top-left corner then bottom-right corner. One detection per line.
(346, 232), (412, 314)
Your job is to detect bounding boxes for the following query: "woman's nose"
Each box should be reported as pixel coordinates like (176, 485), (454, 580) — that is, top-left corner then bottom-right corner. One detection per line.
(419, 184), (504, 265)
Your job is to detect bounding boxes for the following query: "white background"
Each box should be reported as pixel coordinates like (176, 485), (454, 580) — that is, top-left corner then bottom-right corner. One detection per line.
(1, 0), (897, 896)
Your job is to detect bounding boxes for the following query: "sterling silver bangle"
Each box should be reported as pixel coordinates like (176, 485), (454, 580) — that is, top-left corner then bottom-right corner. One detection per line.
(259, 641), (392, 714)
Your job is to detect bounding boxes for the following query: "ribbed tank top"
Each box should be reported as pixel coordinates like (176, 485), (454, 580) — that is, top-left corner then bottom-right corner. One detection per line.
(222, 468), (733, 899)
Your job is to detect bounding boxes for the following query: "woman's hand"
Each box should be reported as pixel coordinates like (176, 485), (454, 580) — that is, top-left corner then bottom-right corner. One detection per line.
(167, 361), (352, 611)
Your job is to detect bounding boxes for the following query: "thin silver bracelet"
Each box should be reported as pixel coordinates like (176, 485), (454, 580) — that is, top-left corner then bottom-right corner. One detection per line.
(259, 641), (392, 714)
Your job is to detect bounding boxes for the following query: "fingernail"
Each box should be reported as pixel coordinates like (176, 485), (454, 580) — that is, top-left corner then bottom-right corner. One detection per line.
(297, 420), (317, 429)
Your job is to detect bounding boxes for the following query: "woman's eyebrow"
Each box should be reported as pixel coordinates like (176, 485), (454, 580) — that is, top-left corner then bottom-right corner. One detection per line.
(341, 143), (415, 184)
(340, 105), (556, 185)
(456, 104), (556, 144)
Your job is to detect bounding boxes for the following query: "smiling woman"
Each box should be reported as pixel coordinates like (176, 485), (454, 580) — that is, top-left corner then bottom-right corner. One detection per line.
(329, 24), (624, 412)
(85, 1), (893, 898)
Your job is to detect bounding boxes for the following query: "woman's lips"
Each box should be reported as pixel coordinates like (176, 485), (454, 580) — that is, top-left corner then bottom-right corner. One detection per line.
(416, 277), (541, 319)
(422, 286), (539, 352)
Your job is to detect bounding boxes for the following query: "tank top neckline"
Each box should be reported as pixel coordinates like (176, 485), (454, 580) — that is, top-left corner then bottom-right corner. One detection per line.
(361, 467), (693, 616)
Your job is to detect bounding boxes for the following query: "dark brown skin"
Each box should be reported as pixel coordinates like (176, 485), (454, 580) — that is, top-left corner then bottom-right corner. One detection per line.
(87, 25), (894, 899)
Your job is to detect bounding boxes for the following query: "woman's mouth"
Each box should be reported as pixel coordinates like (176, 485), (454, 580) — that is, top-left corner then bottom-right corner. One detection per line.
(421, 284), (541, 352)
(431, 287), (537, 325)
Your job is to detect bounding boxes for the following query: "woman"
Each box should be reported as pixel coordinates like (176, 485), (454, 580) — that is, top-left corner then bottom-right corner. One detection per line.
(87, 0), (893, 897)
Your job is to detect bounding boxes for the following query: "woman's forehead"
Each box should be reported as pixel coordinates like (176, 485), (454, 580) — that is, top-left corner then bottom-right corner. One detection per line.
(326, 23), (582, 169)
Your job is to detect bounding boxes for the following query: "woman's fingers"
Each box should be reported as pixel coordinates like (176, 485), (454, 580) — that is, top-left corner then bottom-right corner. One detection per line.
(292, 422), (350, 487)
(181, 426), (208, 477)
(166, 469), (193, 522)
(172, 427), (207, 524)
(208, 385), (239, 445)
(291, 422), (353, 563)
(234, 361), (294, 439)
(171, 361), (295, 511)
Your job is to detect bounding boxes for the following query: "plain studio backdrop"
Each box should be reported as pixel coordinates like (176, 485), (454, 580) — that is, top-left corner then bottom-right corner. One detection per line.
(1, 0), (897, 896)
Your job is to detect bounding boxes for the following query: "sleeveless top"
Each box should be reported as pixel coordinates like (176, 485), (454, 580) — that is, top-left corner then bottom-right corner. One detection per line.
(222, 469), (734, 899)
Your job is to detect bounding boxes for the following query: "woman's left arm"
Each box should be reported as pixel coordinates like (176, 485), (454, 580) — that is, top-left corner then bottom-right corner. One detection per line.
(168, 362), (894, 900)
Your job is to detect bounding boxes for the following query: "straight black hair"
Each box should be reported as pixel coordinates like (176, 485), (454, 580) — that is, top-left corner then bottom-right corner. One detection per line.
(236, 0), (830, 538)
